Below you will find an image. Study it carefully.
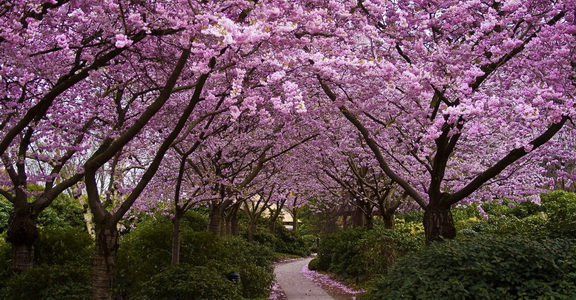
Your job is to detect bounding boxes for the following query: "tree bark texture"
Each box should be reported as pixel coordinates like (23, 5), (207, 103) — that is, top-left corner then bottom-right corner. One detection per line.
(7, 204), (39, 272)
(423, 205), (456, 245)
(171, 216), (181, 264)
(382, 212), (395, 230)
(247, 221), (257, 242)
(208, 204), (223, 236)
(91, 224), (120, 300)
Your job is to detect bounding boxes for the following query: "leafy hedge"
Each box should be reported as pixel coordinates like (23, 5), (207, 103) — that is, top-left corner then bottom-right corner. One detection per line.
(370, 236), (576, 299)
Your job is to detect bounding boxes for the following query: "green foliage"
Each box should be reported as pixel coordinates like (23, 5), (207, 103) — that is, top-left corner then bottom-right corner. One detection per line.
(0, 199), (11, 233)
(456, 192), (576, 239)
(317, 227), (366, 278)
(115, 216), (275, 299)
(0, 226), (93, 299)
(0, 234), (11, 289)
(35, 226), (94, 265)
(301, 234), (319, 253)
(308, 257), (319, 271)
(182, 209), (209, 231)
(370, 236), (576, 300)
(360, 226), (424, 276)
(316, 223), (423, 281)
(37, 195), (86, 229)
(0, 187), (86, 232)
(273, 226), (310, 257)
(3, 263), (92, 300)
(249, 226), (311, 257)
(136, 264), (242, 300)
(541, 191), (576, 238)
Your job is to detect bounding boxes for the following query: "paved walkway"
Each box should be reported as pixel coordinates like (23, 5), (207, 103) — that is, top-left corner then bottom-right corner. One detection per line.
(274, 257), (334, 300)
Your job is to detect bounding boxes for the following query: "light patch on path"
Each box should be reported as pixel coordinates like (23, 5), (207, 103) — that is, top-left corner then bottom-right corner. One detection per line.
(274, 257), (334, 300)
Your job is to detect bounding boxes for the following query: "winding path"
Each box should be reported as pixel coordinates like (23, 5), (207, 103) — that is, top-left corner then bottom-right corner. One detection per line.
(274, 257), (334, 300)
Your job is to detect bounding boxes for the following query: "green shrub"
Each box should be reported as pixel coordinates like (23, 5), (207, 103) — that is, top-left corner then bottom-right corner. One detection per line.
(481, 214), (549, 238)
(3, 263), (92, 300)
(115, 217), (275, 299)
(0, 234), (11, 291)
(0, 225), (93, 299)
(360, 226), (423, 275)
(370, 236), (576, 299)
(541, 191), (576, 238)
(308, 257), (319, 270)
(136, 264), (241, 300)
(1, 226), (93, 300)
(249, 226), (311, 257)
(182, 210), (209, 231)
(317, 227), (366, 278)
(274, 226), (310, 257)
(35, 225), (94, 265)
(0, 199), (11, 233)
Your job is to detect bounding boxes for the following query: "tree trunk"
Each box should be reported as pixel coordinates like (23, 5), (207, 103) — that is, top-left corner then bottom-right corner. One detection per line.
(382, 212), (395, 230)
(224, 218), (232, 236)
(292, 209), (299, 232)
(92, 223), (120, 300)
(171, 215), (181, 264)
(353, 205), (364, 227)
(247, 221), (257, 242)
(268, 219), (276, 233)
(423, 204), (456, 245)
(208, 204), (223, 235)
(7, 204), (39, 273)
(231, 211), (239, 236)
(365, 213), (373, 230)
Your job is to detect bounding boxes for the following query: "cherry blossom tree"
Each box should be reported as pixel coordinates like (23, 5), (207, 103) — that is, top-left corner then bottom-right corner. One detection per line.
(303, 0), (576, 243)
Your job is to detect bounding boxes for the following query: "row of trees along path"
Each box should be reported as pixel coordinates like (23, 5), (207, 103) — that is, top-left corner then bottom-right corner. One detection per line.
(1, 0), (575, 299)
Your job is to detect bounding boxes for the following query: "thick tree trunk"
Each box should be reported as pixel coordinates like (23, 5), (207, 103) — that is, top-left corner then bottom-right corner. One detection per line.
(7, 204), (39, 273)
(92, 223), (120, 300)
(423, 204), (456, 245)
(171, 216), (181, 264)
(382, 212), (395, 230)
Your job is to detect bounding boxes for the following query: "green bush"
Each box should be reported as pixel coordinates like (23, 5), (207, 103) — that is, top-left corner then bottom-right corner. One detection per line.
(3, 263), (92, 300)
(274, 226), (310, 257)
(35, 226), (94, 265)
(182, 209), (209, 231)
(0, 199), (11, 233)
(136, 264), (241, 300)
(0, 226), (93, 300)
(249, 226), (311, 257)
(360, 226), (423, 275)
(370, 236), (576, 299)
(541, 191), (576, 238)
(115, 216), (275, 299)
(317, 227), (366, 278)
(0, 234), (12, 291)
(308, 257), (319, 270)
